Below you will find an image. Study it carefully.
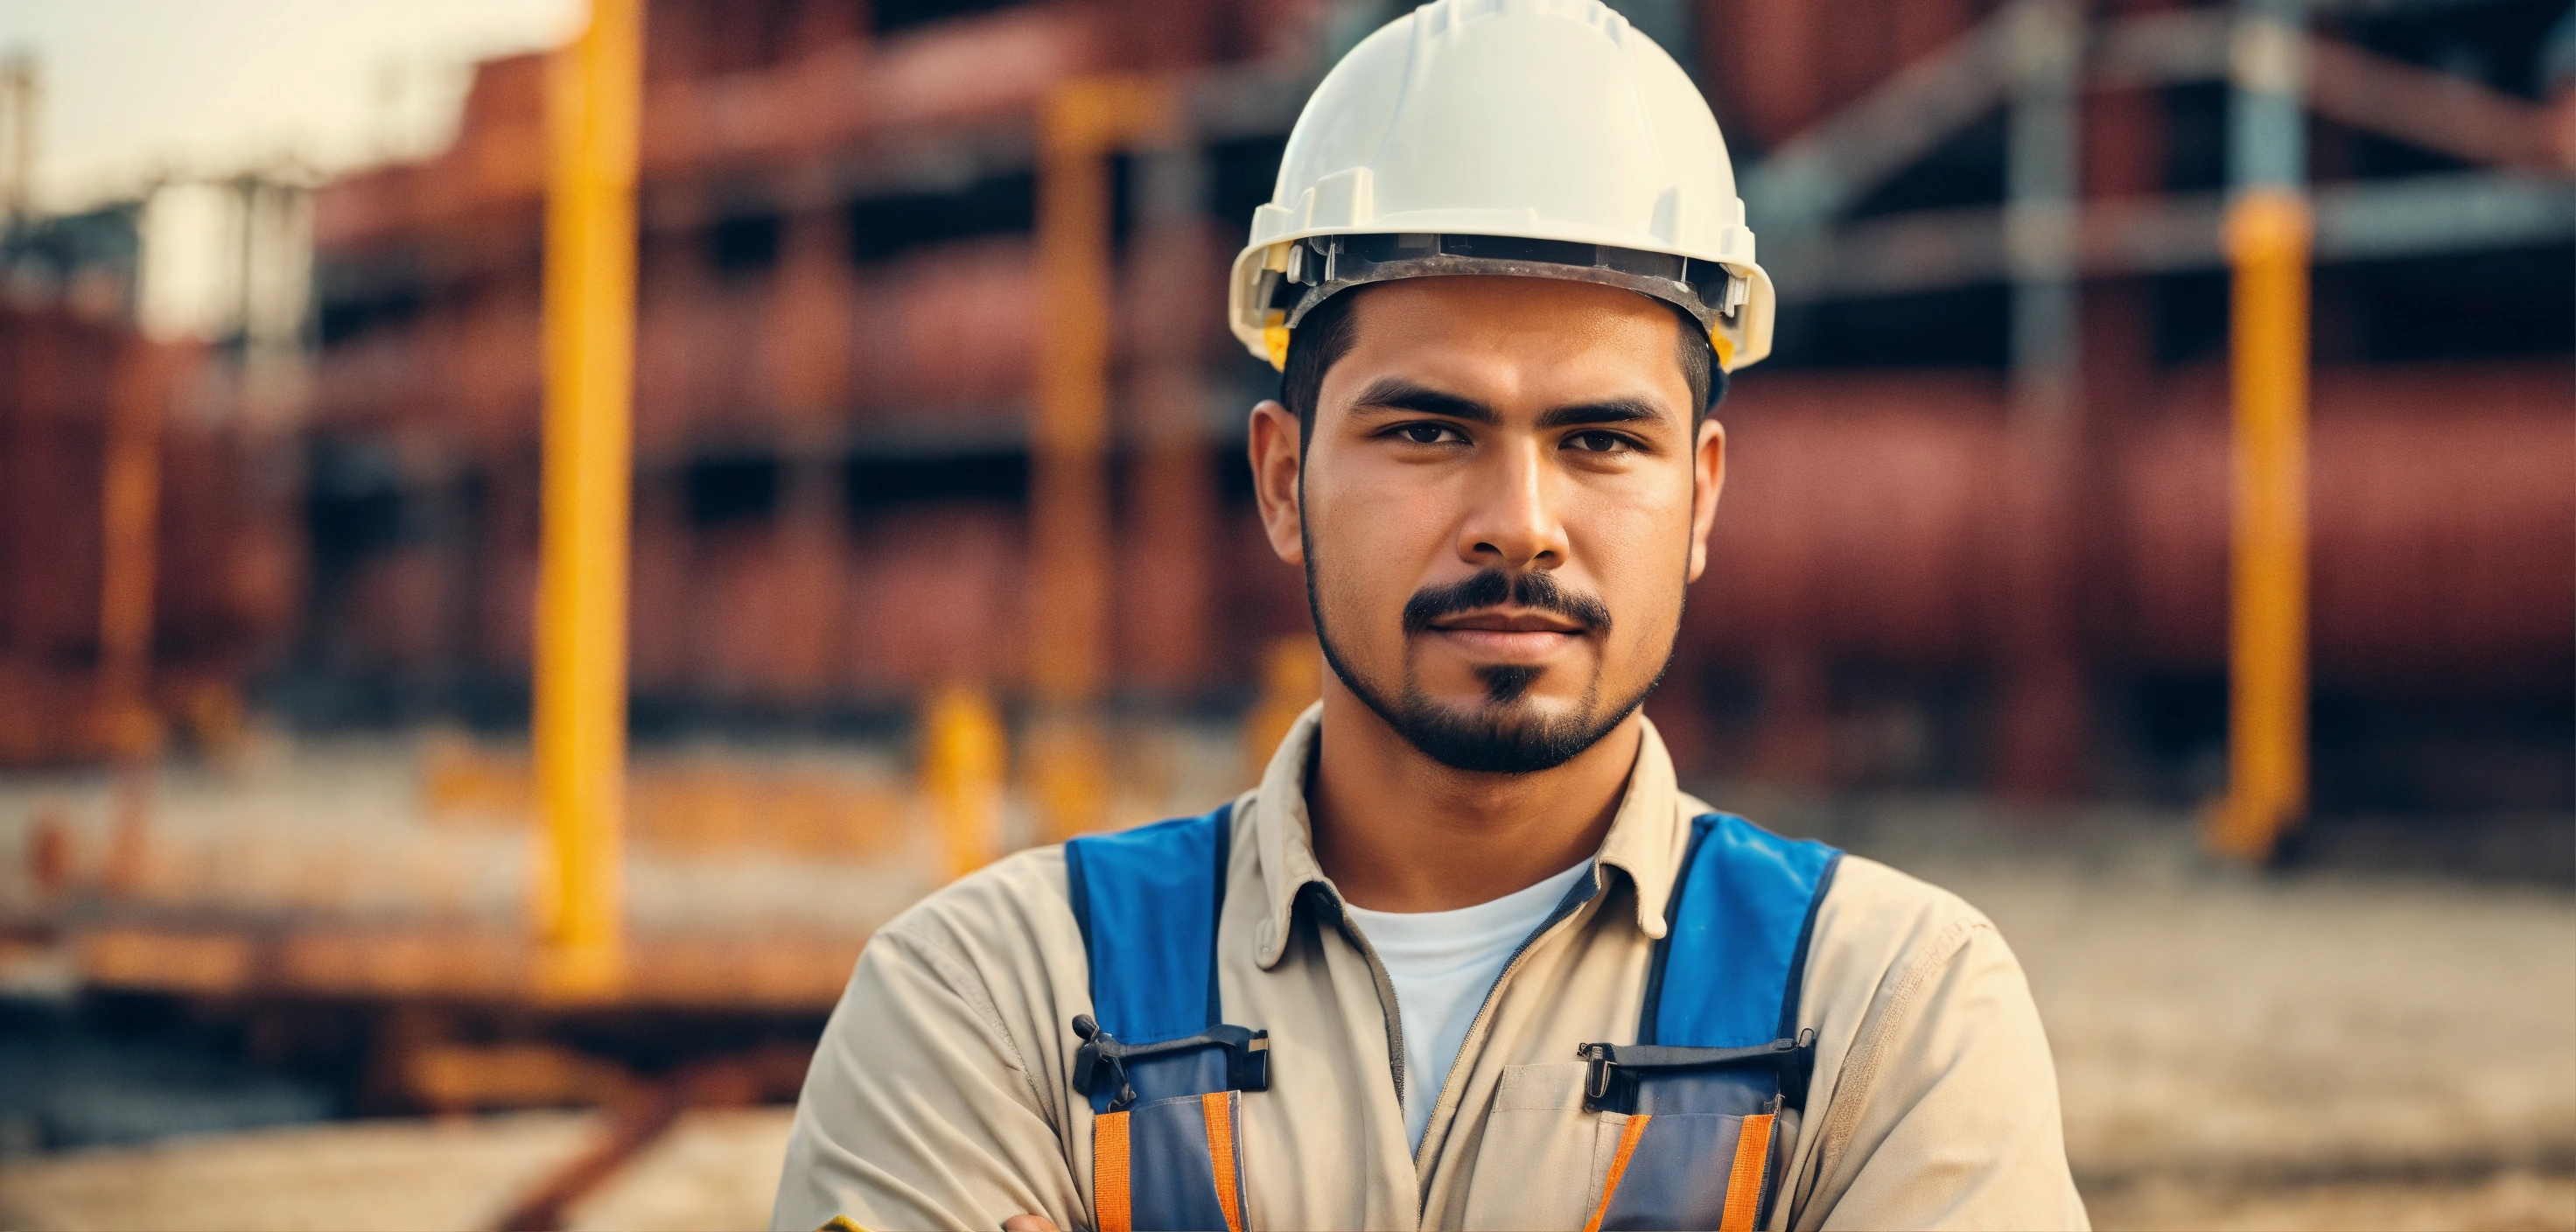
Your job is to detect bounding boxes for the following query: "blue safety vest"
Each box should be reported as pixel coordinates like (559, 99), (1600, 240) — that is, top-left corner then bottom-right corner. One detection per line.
(1064, 805), (1841, 1232)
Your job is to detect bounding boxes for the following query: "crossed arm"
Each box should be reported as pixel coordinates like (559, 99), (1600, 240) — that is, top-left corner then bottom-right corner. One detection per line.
(771, 927), (1088, 1232)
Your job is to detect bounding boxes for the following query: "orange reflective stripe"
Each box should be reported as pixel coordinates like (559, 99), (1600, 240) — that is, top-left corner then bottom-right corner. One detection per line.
(1092, 1110), (1132, 1232)
(1581, 1113), (1652, 1232)
(1719, 1112), (1775, 1232)
(1200, 1091), (1245, 1232)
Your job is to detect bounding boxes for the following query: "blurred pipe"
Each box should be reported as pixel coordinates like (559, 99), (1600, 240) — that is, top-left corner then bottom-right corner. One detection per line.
(533, 0), (643, 998)
(0, 52), (34, 221)
(1028, 76), (1168, 842)
(95, 341), (166, 753)
(2005, 0), (2081, 410)
(2209, 0), (2311, 862)
(2304, 34), (2572, 173)
(97, 339), (168, 896)
(1122, 137), (1217, 694)
(1743, 10), (2013, 235)
(1996, 0), (2087, 799)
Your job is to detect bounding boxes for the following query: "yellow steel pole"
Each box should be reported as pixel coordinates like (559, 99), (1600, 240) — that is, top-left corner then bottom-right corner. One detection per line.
(534, 0), (642, 997)
(922, 682), (1006, 879)
(2208, 188), (2311, 861)
(1027, 77), (1166, 842)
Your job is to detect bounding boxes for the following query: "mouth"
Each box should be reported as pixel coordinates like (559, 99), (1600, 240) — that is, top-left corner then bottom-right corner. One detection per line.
(1423, 606), (1589, 661)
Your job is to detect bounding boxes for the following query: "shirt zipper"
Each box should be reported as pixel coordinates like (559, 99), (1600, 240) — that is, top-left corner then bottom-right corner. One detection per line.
(1320, 865), (1606, 1219)
(1410, 864), (1602, 1172)
(1317, 884), (1410, 1110)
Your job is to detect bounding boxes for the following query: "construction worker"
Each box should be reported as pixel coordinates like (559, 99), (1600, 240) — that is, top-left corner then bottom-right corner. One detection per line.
(775, 3), (2085, 1228)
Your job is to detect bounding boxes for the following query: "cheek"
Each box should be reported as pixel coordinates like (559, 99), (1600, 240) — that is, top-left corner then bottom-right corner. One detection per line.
(1304, 468), (1453, 632)
(1572, 494), (1694, 657)
(1317, 459), (1460, 545)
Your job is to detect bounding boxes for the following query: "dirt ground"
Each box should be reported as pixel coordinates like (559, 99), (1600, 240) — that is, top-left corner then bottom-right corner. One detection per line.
(2, 810), (2570, 1231)
(0, 1108), (785, 1232)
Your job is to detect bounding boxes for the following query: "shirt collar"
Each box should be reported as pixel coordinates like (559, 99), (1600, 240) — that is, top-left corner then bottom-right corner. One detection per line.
(1247, 703), (1690, 969)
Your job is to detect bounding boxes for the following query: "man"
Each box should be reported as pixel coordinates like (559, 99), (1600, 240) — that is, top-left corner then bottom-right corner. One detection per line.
(775, 3), (2086, 1228)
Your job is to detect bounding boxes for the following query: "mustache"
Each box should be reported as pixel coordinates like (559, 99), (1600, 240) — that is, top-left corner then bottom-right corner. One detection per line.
(1400, 569), (1613, 637)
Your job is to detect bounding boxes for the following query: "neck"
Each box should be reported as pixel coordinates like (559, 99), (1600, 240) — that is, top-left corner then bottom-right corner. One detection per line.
(1306, 673), (1642, 913)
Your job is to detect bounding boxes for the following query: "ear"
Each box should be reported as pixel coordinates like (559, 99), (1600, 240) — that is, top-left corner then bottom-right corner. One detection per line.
(1248, 400), (1306, 566)
(1684, 417), (1726, 584)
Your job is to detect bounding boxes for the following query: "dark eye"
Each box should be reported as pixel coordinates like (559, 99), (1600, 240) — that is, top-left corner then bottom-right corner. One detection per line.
(1568, 430), (1628, 453)
(1399, 424), (1460, 444)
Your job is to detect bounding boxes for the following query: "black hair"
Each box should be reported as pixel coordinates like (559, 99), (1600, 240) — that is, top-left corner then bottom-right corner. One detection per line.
(1277, 284), (1726, 445)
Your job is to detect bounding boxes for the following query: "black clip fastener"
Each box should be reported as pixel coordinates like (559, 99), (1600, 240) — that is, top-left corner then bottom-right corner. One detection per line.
(1578, 1028), (1818, 1113)
(1072, 1014), (1270, 1113)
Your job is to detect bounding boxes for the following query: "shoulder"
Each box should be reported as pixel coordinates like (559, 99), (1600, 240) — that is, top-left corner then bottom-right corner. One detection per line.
(1802, 852), (2034, 1039)
(868, 793), (1255, 984)
(1787, 858), (2080, 1227)
(1814, 854), (2000, 977)
(1668, 796), (2001, 978)
(868, 844), (1079, 985)
(1798, 853), (2048, 1107)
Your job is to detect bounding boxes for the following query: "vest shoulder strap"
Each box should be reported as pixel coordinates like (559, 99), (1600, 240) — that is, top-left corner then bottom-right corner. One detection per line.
(1066, 805), (1256, 1232)
(1063, 803), (1235, 1047)
(1642, 812), (1843, 1050)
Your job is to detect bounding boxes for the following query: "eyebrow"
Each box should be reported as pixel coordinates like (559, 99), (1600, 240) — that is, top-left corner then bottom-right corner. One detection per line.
(1349, 379), (1669, 430)
(1350, 377), (1676, 432)
(1348, 378), (1496, 424)
(1534, 399), (1670, 430)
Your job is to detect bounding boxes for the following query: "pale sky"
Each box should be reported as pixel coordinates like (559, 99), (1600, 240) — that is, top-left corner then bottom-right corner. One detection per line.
(0, 0), (585, 213)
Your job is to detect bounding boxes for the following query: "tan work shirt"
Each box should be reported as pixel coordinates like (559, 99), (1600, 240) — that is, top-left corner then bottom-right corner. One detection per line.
(774, 709), (2088, 1230)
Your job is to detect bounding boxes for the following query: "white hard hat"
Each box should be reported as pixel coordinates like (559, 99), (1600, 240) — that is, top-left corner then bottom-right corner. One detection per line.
(1227, 0), (1775, 374)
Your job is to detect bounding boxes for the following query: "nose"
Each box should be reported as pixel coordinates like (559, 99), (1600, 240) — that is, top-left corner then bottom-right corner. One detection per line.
(1455, 435), (1568, 572)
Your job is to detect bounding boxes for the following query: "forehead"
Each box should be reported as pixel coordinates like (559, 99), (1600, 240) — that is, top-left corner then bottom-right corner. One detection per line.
(1322, 276), (1691, 414)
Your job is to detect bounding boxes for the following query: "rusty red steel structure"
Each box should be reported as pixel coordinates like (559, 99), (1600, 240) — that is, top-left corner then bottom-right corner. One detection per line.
(0, 304), (298, 766)
(6, 0), (2569, 797)
(253, 0), (2576, 788)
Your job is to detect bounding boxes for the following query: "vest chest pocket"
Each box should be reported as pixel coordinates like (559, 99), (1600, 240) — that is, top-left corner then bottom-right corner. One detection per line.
(1572, 1041), (1807, 1231)
(1582, 1106), (1781, 1232)
(1570, 813), (1841, 1232)
(1093, 1089), (1248, 1232)
(1460, 1065), (1789, 1232)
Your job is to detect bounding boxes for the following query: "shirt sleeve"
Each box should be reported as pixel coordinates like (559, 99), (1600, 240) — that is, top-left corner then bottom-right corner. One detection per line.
(771, 925), (1088, 1232)
(1796, 921), (2091, 1231)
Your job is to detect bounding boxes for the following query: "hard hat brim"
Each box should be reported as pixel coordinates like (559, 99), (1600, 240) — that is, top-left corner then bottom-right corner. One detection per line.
(1228, 233), (1775, 374)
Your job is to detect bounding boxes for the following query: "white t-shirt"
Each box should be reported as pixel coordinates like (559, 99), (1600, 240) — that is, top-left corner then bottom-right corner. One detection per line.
(1341, 858), (1594, 1152)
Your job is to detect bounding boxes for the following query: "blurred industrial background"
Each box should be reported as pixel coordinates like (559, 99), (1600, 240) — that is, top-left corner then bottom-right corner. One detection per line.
(0, 0), (2570, 1228)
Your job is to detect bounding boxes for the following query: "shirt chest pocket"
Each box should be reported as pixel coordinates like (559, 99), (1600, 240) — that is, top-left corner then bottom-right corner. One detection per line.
(1458, 1062), (1624, 1231)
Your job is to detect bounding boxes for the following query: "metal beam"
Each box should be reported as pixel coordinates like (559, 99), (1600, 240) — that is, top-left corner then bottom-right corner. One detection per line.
(1774, 172), (2575, 302)
(2306, 35), (2570, 172)
(1995, 0), (2090, 800)
(1026, 76), (1171, 843)
(1743, 10), (2017, 233)
(2091, 9), (2232, 89)
(2006, 0), (2084, 411)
